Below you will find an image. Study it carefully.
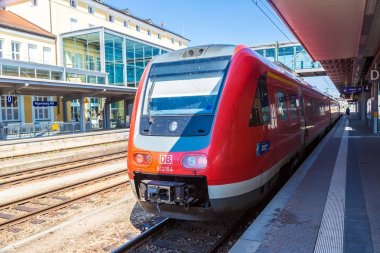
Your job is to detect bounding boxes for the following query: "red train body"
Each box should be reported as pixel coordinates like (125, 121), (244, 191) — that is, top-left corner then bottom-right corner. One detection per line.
(127, 45), (340, 220)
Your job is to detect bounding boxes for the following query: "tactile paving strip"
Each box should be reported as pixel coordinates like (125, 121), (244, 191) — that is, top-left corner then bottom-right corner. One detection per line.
(314, 120), (348, 253)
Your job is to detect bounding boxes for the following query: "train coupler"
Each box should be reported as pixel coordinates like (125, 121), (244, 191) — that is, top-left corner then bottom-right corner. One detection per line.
(140, 180), (187, 205)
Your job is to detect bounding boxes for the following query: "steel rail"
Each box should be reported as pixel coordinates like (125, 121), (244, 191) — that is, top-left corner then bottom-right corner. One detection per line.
(0, 171), (128, 210)
(112, 218), (172, 253)
(0, 175), (129, 230)
(112, 215), (246, 253)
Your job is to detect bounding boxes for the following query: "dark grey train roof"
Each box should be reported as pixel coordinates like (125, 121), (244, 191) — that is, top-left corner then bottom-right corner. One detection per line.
(151, 44), (236, 64)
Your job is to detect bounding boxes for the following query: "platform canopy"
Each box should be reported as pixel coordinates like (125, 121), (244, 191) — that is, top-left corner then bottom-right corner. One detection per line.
(0, 77), (136, 102)
(269, 0), (380, 91)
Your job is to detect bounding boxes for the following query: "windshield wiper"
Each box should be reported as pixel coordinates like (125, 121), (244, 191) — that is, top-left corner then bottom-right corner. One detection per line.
(147, 79), (156, 124)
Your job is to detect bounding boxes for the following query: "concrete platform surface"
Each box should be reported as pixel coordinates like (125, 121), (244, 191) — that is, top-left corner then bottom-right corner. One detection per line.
(0, 129), (129, 159)
(230, 117), (380, 253)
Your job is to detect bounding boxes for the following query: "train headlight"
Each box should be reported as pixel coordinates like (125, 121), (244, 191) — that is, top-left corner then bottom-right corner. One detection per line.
(181, 154), (208, 169)
(133, 153), (151, 165)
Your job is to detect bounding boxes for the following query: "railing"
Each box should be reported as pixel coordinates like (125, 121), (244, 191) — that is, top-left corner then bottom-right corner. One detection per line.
(0, 57), (108, 85)
(0, 122), (102, 140)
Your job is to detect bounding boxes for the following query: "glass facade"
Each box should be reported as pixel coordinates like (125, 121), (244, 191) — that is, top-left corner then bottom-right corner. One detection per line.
(63, 32), (101, 71)
(105, 32), (124, 85)
(126, 38), (167, 87)
(253, 44), (321, 71)
(62, 30), (168, 87)
(61, 29), (171, 129)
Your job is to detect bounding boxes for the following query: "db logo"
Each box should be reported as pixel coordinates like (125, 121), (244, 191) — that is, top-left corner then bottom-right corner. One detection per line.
(159, 154), (173, 164)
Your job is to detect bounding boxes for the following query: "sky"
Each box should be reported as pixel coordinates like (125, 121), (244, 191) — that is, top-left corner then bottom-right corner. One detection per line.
(107, 0), (340, 97)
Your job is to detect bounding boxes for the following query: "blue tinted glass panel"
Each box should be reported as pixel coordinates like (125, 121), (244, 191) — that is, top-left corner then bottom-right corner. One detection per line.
(104, 33), (124, 85)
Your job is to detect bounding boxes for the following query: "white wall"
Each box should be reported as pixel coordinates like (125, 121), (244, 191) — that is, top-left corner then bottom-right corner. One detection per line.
(0, 27), (56, 64)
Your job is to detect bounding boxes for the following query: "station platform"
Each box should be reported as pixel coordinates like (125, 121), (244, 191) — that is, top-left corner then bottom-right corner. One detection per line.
(230, 117), (380, 253)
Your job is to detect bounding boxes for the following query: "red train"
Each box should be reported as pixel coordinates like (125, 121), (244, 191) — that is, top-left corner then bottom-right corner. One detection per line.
(127, 45), (340, 220)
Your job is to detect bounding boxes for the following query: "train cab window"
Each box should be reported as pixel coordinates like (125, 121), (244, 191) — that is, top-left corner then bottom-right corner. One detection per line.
(276, 91), (288, 121)
(249, 77), (270, 126)
(289, 94), (298, 119)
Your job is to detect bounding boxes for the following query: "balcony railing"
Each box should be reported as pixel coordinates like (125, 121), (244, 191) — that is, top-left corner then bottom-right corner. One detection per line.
(0, 57), (107, 85)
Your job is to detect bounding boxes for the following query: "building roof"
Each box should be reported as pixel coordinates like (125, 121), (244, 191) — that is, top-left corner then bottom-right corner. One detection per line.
(90, 0), (190, 41)
(0, 10), (56, 39)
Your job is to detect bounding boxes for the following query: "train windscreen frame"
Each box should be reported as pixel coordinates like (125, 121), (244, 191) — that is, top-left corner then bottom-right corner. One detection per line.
(142, 56), (231, 117)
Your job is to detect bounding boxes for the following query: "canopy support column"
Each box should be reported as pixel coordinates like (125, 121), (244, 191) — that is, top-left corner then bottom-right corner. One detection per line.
(103, 102), (111, 130)
(80, 97), (86, 132)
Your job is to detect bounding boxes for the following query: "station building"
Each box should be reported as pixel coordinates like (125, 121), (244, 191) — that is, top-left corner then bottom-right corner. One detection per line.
(0, 0), (188, 138)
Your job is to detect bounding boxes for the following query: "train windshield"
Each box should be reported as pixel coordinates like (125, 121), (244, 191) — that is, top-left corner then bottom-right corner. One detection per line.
(142, 56), (231, 116)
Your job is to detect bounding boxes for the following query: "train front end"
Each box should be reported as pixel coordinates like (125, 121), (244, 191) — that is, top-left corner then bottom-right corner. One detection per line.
(128, 45), (235, 220)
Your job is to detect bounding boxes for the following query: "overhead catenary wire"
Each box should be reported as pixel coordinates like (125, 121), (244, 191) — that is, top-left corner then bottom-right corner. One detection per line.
(250, 0), (296, 46)
(258, 0), (289, 31)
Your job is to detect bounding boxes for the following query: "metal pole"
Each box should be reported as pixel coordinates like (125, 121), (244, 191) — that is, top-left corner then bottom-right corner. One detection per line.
(63, 99), (68, 122)
(103, 102), (110, 130)
(80, 97), (86, 132)
(374, 82), (378, 133)
(360, 90), (366, 123)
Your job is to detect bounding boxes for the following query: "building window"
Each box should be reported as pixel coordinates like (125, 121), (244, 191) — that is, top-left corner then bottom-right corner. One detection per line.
(70, 0), (77, 8)
(147, 29), (151, 36)
(157, 33), (161, 39)
(136, 25), (140, 32)
(11, 41), (21, 60)
(70, 18), (78, 31)
(90, 98), (100, 125)
(124, 20), (128, 27)
(28, 44), (38, 62)
(179, 41), (182, 46)
(1, 96), (19, 121)
(88, 6), (94, 14)
(108, 15), (114, 22)
(171, 38), (175, 44)
(86, 55), (95, 70)
(31, 0), (38, 6)
(72, 53), (83, 69)
(0, 39), (3, 58)
(34, 96), (50, 120)
(43, 47), (52, 64)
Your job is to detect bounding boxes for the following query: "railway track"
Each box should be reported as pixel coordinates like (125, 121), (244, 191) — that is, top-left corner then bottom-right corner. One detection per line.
(0, 171), (129, 231)
(0, 152), (127, 187)
(113, 216), (244, 253)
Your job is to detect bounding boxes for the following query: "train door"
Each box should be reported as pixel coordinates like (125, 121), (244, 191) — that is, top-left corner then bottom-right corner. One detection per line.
(299, 87), (306, 146)
(286, 90), (302, 154)
(274, 89), (290, 164)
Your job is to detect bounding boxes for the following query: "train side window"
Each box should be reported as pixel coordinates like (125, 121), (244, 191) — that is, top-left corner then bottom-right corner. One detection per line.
(289, 94), (297, 119)
(276, 91), (288, 121)
(249, 77), (270, 126)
